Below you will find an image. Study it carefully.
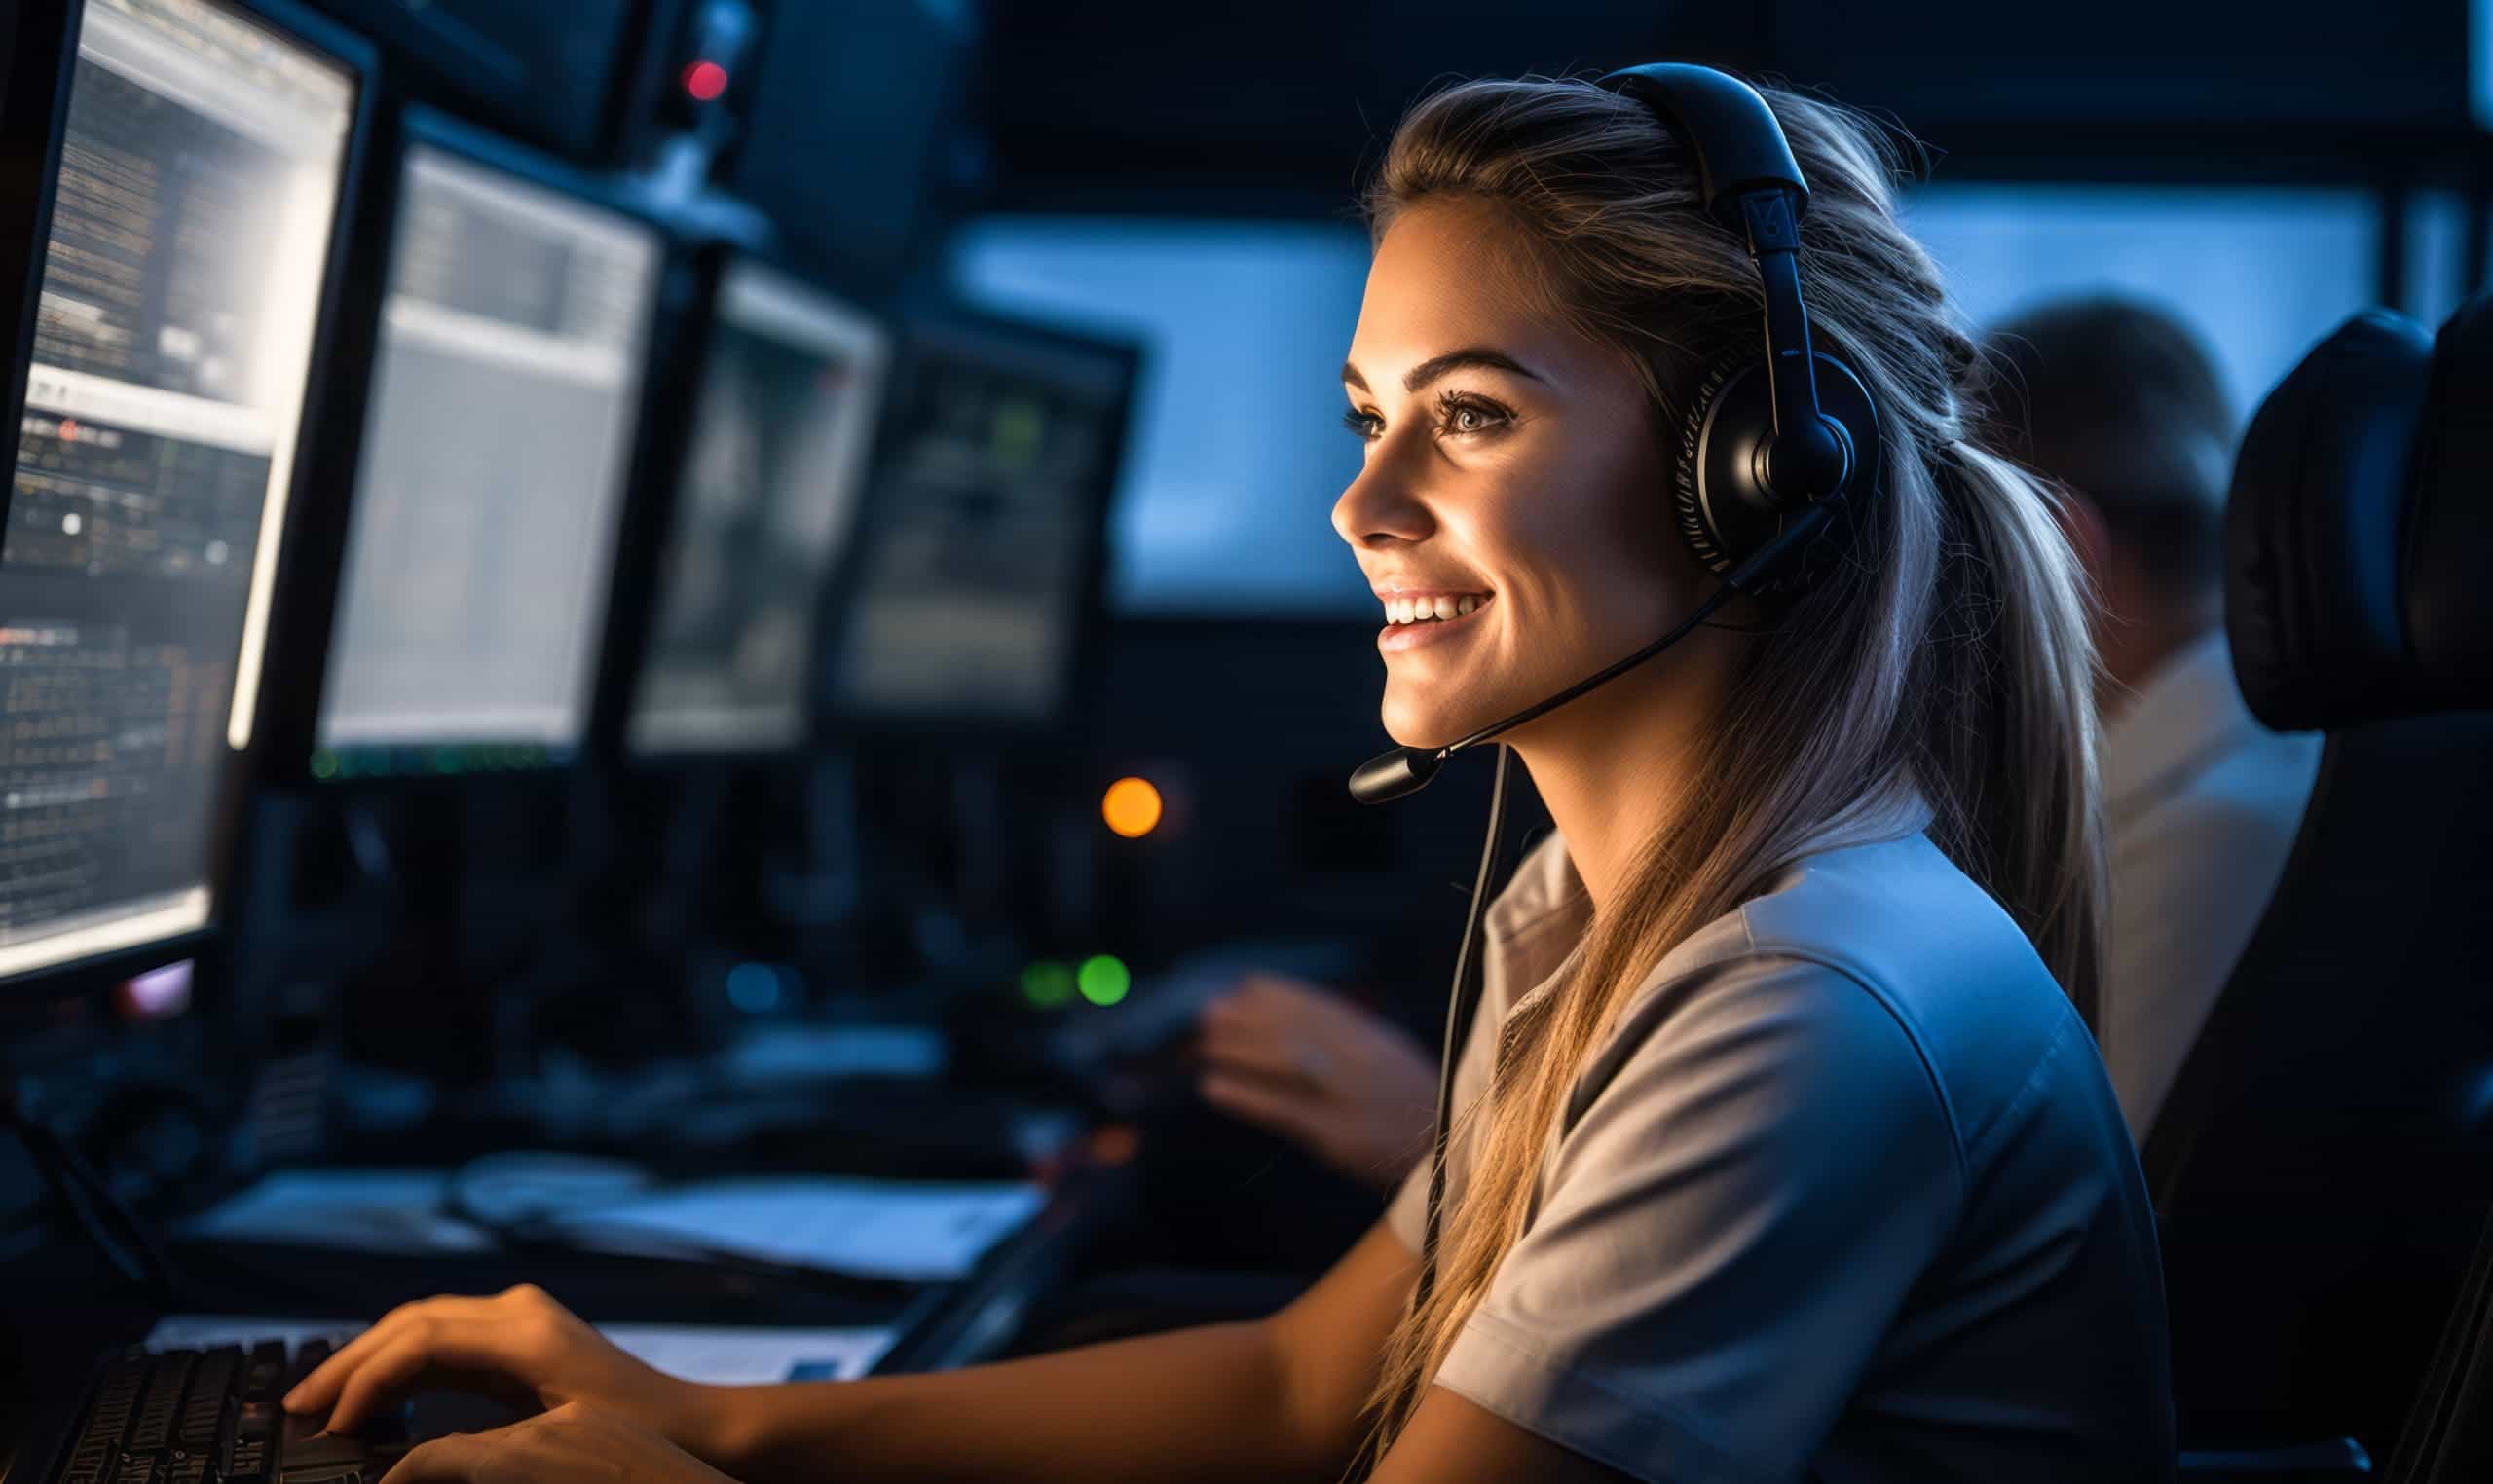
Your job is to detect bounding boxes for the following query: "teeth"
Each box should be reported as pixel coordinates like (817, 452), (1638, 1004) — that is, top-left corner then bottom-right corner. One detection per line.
(1380, 594), (1488, 624)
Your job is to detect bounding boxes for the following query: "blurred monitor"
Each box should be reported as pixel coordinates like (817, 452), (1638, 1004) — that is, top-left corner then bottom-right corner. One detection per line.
(315, 136), (661, 776)
(0, 0), (358, 983)
(627, 259), (890, 756)
(311, 0), (649, 164)
(731, 0), (972, 294)
(824, 315), (1136, 727)
(1901, 183), (2378, 418)
(951, 217), (1371, 617)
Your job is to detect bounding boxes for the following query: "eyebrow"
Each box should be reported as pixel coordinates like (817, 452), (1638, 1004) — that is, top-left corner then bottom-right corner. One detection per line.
(1341, 347), (1545, 394)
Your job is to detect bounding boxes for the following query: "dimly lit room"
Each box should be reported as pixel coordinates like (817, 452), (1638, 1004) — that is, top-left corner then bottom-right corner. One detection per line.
(4, 1), (2491, 1479)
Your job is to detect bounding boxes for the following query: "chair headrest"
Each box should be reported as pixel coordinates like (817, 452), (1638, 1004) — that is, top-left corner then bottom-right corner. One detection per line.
(2225, 301), (2493, 731)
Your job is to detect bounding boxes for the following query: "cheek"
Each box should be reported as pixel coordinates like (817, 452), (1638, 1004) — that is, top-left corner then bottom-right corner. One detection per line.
(1494, 452), (1683, 647)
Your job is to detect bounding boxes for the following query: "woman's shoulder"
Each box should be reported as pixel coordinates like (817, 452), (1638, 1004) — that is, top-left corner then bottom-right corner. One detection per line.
(1622, 831), (2112, 1171)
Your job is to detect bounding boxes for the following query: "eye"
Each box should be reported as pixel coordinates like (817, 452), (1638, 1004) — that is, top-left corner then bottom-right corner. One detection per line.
(1342, 406), (1384, 441)
(1435, 390), (1513, 437)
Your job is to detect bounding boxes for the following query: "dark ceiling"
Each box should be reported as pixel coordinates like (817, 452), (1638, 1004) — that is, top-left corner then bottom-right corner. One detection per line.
(968, 0), (2481, 213)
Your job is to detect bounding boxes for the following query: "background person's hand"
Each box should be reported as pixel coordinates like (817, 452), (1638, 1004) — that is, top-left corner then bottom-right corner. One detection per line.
(380, 1401), (736, 1484)
(1197, 973), (1437, 1189)
(285, 1284), (721, 1456)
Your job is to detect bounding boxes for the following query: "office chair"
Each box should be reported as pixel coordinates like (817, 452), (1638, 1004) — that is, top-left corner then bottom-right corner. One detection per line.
(2146, 299), (2493, 1473)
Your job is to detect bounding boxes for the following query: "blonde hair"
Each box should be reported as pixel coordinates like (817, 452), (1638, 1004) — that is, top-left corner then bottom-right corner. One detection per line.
(1356, 75), (2106, 1464)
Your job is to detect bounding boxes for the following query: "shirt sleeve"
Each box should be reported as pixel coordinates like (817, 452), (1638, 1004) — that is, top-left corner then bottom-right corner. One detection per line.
(1432, 955), (1965, 1484)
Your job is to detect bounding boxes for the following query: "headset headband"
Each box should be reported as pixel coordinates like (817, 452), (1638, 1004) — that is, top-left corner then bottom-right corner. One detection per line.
(1599, 63), (1852, 504)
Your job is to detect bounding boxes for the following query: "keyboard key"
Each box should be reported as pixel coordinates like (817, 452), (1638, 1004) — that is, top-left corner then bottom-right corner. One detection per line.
(222, 1431), (271, 1484)
(127, 1349), (194, 1454)
(280, 1431), (374, 1473)
(241, 1342), (287, 1405)
(80, 1353), (147, 1455)
(178, 1347), (239, 1448)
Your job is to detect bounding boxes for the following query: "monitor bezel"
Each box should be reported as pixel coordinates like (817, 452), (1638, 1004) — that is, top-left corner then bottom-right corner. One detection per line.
(0, 0), (380, 1006)
(594, 241), (901, 769)
(810, 304), (1144, 743)
(250, 103), (685, 792)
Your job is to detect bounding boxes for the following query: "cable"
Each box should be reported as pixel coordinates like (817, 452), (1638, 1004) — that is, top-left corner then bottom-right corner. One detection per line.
(1412, 746), (1513, 1318)
(2, 1078), (173, 1306)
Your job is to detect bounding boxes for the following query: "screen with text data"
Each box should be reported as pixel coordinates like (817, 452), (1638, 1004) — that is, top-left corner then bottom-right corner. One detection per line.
(628, 261), (890, 755)
(0, 0), (353, 980)
(316, 143), (658, 772)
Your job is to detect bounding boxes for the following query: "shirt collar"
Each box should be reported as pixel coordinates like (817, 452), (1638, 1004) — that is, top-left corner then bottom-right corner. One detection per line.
(1481, 780), (1937, 1015)
(2101, 628), (2262, 808)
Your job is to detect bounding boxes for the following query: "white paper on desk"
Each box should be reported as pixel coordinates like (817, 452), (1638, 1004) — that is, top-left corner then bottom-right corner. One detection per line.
(146, 1315), (363, 1354)
(179, 1169), (492, 1254)
(144, 1317), (894, 1384)
(547, 1177), (1047, 1282)
(600, 1323), (894, 1383)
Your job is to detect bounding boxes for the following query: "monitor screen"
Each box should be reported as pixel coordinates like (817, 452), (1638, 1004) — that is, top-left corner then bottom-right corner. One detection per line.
(628, 260), (890, 756)
(950, 217), (1371, 617)
(826, 319), (1132, 725)
(0, 0), (355, 981)
(315, 142), (659, 773)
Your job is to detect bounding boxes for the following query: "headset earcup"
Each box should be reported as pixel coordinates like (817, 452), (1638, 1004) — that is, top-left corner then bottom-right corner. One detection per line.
(1673, 352), (1880, 592)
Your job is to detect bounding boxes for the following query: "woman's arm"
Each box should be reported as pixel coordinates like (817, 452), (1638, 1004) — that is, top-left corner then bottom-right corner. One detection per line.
(702, 1220), (1418, 1484)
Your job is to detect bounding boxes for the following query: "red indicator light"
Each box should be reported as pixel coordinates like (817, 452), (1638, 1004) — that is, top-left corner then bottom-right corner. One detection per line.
(56, 418), (77, 442)
(682, 59), (729, 102)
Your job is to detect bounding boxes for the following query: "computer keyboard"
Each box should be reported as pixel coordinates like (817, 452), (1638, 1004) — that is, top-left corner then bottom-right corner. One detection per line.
(56, 1337), (397, 1484)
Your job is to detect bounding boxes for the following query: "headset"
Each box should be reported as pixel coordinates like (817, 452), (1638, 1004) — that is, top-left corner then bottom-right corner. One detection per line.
(1345, 64), (1886, 1317)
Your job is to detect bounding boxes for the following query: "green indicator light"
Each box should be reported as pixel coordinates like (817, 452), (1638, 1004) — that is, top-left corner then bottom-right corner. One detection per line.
(1021, 960), (1075, 1009)
(1076, 954), (1131, 1007)
(309, 749), (337, 780)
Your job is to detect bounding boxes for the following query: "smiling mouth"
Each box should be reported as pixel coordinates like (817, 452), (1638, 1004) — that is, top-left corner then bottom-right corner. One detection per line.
(1375, 592), (1493, 652)
(1380, 592), (1490, 626)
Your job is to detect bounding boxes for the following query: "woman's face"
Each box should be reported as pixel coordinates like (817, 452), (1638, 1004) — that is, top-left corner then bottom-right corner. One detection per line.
(1334, 198), (1699, 751)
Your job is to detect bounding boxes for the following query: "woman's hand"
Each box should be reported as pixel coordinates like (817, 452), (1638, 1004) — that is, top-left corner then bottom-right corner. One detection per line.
(1197, 974), (1438, 1190)
(284, 1284), (721, 1456)
(381, 1402), (737, 1484)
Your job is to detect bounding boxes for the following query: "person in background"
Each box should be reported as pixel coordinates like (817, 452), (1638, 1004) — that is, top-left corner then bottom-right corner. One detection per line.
(1195, 972), (1438, 1192)
(1980, 295), (2323, 1139)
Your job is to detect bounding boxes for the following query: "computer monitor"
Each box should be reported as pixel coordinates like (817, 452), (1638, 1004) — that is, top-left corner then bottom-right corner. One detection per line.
(823, 314), (1138, 728)
(313, 126), (662, 778)
(625, 258), (891, 757)
(0, 0), (363, 986)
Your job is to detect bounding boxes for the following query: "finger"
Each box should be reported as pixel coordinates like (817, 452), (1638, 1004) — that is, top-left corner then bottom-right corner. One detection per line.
(321, 1328), (444, 1438)
(1201, 1069), (1326, 1142)
(307, 1316), (531, 1435)
(380, 1433), (485, 1484)
(1236, 973), (1327, 1009)
(286, 1295), (485, 1413)
(1198, 1024), (1321, 1088)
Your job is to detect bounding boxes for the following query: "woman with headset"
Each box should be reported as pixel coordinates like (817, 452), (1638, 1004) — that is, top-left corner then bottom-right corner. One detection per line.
(286, 68), (2173, 1483)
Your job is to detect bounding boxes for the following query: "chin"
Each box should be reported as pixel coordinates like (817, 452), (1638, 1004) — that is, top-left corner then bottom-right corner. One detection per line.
(1379, 682), (1498, 753)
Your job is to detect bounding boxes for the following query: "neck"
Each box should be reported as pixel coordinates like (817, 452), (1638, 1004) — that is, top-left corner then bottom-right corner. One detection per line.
(1504, 628), (1738, 916)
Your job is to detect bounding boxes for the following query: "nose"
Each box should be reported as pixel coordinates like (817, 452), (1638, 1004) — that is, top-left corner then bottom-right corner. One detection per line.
(1331, 447), (1436, 553)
